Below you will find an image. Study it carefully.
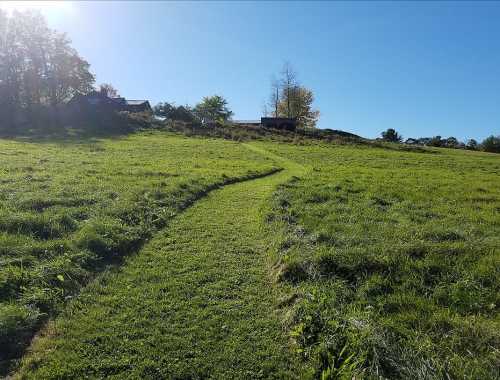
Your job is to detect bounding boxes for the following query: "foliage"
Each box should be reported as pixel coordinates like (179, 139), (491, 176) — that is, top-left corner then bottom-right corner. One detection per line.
(193, 95), (233, 124)
(381, 128), (402, 142)
(428, 135), (444, 147)
(264, 142), (500, 379)
(0, 132), (278, 374)
(278, 86), (320, 128)
(161, 120), (364, 146)
(267, 62), (320, 128)
(153, 102), (197, 123)
(98, 83), (119, 98)
(406, 135), (500, 154)
(466, 138), (478, 150)
(481, 135), (500, 153)
(0, 9), (94, 128)
(443, 136), (459, 148)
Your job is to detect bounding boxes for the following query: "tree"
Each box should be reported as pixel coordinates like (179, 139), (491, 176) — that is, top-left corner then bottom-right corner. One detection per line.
(280, 62), (298, 118)
(153, 102), (196, 122)
(466, 139), (478, 150)
(444, 136), (459, 148)
(428, 136), (443, 147)
(481, 135), (500, 153)
(278, 85), (319, 128)
(381, 128), (402, 142)
(266, 62), (320, 127)
(193, 95), (233, 124)
(99, 83), (119, 98)
(267, 76), (280, 118)
(153, 102), (175, 118)
(0, 10), (94, 128)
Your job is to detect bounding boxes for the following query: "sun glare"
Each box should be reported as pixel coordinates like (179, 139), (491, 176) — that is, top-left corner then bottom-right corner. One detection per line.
(0, 1), (72, 13)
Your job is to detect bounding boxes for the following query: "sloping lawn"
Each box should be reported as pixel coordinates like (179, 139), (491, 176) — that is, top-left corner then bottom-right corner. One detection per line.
(0, 132), (278, 373)
(262, 142), (500, 379)
(16, 149), (304, 379)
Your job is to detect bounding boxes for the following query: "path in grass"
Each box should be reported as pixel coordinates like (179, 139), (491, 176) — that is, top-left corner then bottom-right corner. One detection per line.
(17, 145), (307, 379)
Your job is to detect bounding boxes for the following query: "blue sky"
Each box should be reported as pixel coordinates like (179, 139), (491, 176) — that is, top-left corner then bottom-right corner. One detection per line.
(9, 1), (500, 140)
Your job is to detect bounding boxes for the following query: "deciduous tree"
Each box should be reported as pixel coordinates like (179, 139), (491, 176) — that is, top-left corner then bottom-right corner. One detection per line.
(0, 10), (94, 128)
(193, 95), (233, 124)
(381, 128), (403, 142)
(278, 85), (319, 128)
(481, 135), (500, 153)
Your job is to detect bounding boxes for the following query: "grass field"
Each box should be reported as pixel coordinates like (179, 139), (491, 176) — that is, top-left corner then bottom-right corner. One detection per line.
(1, 130), (499, 379)
(0, 132), (279, 373)
(261, 142), (500, 379)
(15, 146), (306, 379)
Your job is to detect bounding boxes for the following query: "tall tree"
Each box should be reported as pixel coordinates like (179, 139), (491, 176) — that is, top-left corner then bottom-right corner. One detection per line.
(266, 62), (320, 127)
(193, 95), (233, 124)
(280, 61), (297, 118)
(0, 10), (94, 123)
(278, 85), (319, 128)
(267, 76), (280, 118)
(381, 128), (403, 142)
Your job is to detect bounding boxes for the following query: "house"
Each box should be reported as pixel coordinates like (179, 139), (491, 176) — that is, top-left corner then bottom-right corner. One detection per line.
(67, 91), (151, 113)
(261, 117), (297, 131)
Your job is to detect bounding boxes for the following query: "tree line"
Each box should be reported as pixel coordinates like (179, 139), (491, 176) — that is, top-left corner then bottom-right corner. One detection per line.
(154, 62), (321, 129)
(380, 128), (500, 153)
(2, 9), (496, 147)
(153, 95), (233, 125)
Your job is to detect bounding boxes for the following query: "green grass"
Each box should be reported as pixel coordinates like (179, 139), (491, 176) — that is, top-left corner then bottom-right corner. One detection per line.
(15, 144), (306, 379)
(0, 131), (279, 373)
(260, 142), (500, 379)
(2, 128), (499, 379)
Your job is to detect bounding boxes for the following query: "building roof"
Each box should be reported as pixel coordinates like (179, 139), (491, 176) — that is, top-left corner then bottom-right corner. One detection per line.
(233, 120), (260, 124)
(125, 100), (150, 105)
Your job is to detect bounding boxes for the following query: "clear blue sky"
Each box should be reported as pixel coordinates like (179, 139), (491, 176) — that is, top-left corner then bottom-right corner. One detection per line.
(13, 1), (500, 140)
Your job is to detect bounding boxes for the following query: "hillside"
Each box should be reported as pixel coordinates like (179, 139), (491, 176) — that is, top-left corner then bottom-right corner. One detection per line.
(0, 130), (498, 379)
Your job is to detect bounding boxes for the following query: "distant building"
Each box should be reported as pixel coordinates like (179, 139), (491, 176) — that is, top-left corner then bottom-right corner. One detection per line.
(232, 120), (261, 127)
(261, 117), (297, 131)
(404, 138), (419, 145)
(67, 91), (151, 113)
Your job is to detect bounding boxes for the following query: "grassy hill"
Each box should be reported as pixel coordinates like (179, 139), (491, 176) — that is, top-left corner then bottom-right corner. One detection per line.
(1, 128), (498, 379)
(262, 142), (500, 379)
(0, 132), (279, 374)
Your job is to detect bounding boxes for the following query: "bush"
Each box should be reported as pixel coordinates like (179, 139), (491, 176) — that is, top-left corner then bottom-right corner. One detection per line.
(481, 135), (500, 153)
(381, 128), (403, 143)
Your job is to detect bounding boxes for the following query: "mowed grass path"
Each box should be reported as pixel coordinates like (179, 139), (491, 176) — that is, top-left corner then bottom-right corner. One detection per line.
(0, 132), (279, 373)
(17, 146), (307, 379)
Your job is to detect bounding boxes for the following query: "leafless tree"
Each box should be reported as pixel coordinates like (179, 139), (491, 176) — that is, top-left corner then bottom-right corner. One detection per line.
(267, 76), (280, 118)
(280, 61), (298, 118)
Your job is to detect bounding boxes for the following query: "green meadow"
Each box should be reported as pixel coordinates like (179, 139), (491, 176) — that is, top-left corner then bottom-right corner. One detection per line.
(263, 142), (500, 379)
(0, 130), (498, 379)
(0, 132), (278, 373)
